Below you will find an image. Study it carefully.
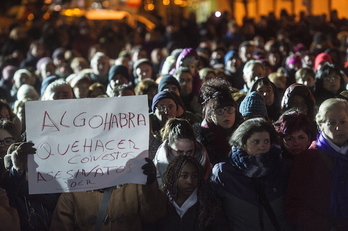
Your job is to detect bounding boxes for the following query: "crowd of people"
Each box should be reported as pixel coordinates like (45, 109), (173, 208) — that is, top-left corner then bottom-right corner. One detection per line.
(0, 7), (348, 231)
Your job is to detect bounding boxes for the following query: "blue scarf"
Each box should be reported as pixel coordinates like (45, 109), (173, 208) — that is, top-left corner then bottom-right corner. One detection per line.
(230, 145), (281, 178)
(316, 133), (348, 218)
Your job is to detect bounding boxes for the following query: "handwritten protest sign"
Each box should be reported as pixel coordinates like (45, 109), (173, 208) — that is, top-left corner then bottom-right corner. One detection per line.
(26, 95), (149, 194)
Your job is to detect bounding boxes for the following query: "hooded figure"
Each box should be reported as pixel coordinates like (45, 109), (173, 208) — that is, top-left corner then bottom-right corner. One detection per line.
(281, 83), (316, 121)
(249, 77), (281, 121)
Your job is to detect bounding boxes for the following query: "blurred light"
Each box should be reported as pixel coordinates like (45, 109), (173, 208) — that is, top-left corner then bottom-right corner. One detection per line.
(147, 3), (155, 10)
(174, 0), (182, 5)
(53, 5), (61, 11)
(180, 1), (187, 7)
(43, 12), (50, 20)
(28, 13), (35, 21)
(73, 8), (81, 15)
(163, 0), (170, 5)
(102, 1), (109, 8)
(65, 9), (73, 16)
(192, 2), (199, 9)
(44, 0), (52, 4)
(215, 11), (222, 17)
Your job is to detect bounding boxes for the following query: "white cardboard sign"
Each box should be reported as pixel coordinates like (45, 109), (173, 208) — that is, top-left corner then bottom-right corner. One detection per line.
(26, 95), (149, 194)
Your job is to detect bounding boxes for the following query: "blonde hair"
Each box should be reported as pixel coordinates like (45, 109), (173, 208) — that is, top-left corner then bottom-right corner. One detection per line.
(316, 98), (348, 125)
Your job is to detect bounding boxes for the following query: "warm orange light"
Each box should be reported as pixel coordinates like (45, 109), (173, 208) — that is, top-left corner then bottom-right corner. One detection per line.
(163, 0), (170, 5)
(102, 1), (109, 8)
(28, 13), (35, 20)
(174, 0), (182, 5)
(147, 3), (155, 10)
(72, 8), (81, 15)
(127, 0), (142, 8)
(44, 0), (52, 4)
(43, 12), (50, 19)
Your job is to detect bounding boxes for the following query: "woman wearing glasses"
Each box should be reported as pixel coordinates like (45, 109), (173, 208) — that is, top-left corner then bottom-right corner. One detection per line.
(153, 118), (211, 185)
(194, 78), (241, 165)
(285, 98), (348, 230)
(314, 63), (346, 107)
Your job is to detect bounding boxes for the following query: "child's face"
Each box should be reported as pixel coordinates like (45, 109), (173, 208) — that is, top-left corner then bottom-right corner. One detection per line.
(177, 162), (198, 200)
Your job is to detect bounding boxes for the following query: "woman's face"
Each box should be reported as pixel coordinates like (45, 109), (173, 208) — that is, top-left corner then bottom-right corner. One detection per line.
(0, 107), (10, 120)
(322, 72), (341, 94)
(256, 83), (274, 106)
(319, 108), (348, 147)
(212, 106), (236, 129)
(50, 86), (73, 100)
(170, 138), (195, 156)
(290, 95), (308, 114)
(283, 129), (311, 155)
(0, 129), (15, 157)
(177, 162), (198, 201)
(245, 131), (271, 156)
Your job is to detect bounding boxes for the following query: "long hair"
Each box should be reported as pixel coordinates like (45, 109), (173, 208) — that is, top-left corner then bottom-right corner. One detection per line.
(161, 155), (220, 229)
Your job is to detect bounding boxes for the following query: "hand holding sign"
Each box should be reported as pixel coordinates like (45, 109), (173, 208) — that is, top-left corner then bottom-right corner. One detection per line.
(26, 96), (149, 194)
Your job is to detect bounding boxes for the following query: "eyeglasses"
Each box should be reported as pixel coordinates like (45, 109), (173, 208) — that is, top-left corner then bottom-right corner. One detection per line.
(0, 137), (15, 146)
(156, 104), (176, 112)
(214, 106), (236, 115)
(323, 75), (340, 82)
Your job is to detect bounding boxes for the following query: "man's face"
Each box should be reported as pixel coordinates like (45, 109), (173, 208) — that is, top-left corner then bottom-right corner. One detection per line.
(92, 57), (110, 76)
(244, 64), (265, 89)
(135, 64), (153, 80)
(154, 98), (177, 123)
(239, 46), (255, 63)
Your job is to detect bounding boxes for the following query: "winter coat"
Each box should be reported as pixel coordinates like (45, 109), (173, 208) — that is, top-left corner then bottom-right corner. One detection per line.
(211, 146), (294, 231)
(153, 140), (212, 185)
(155, 202), (229, 231)
(194, 120), (233, 165)
(50, 182), (167, 231)
(1, 169), (60, 231)
(285, 138), (348, 231)
(0, 187), (20, 231)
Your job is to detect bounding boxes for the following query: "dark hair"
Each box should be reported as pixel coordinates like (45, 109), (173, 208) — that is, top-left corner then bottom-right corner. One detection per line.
(0, 100), (17, 121)
(281, 83), (316, 120)
(315, 63), (345, 93)
(162, 155), (221, 229)
(230, 118), (277, 149)
(0, 119), (21, 142)
(160, 118), (195, 143)
(200, 78), (239, 122)
(274, 109), (316, 142)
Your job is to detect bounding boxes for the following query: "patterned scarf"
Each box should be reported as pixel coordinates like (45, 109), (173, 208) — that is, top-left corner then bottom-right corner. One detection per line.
(316, 133), (348, 218)
(229, 145), (281, 178)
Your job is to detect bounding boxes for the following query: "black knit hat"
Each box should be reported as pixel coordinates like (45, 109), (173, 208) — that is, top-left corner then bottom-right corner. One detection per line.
(108, 65), (130, 82)
(158, 74), (181, 92)
(151, 90), (178, 112)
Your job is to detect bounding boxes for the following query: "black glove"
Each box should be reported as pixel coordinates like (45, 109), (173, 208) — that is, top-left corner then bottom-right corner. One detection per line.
(8, 142), (36, 171)
(142, 158), (156, 184)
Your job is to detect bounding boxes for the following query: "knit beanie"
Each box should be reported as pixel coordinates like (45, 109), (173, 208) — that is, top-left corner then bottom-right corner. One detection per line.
(314, 53), (332, 71)
(158, 74), (181, 92)
(133, 58), (153, 78)
(108, 65), (130, 82)
(151, 90), (178, 113)
(239, 91), (268, 118)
